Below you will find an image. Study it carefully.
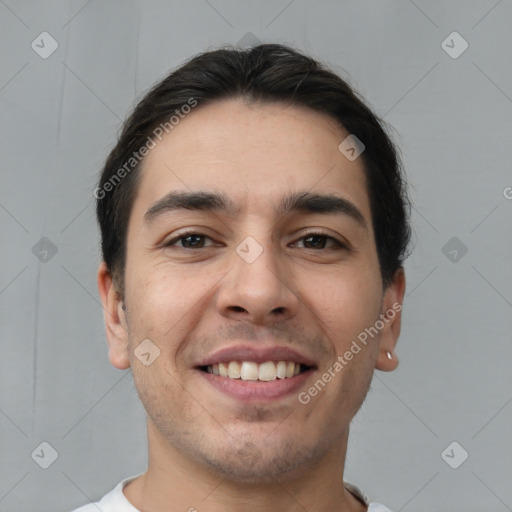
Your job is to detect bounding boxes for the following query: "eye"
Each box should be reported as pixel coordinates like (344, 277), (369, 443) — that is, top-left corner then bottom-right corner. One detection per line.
(164, 232), (216, 249)
(293, 233), (346, 250)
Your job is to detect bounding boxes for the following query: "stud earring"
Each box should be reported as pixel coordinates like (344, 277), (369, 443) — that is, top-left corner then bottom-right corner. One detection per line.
(386, 350), (393, 360)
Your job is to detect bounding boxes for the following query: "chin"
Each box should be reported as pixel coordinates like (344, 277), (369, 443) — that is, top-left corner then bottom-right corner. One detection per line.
(197, 438), (323, 484)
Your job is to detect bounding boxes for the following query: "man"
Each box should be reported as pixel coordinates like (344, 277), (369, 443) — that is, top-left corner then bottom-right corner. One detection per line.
(75, 43), (410, 511)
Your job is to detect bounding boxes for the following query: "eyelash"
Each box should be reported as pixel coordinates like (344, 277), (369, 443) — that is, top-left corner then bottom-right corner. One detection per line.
(164, 230), (348, 251)
(295, 232), (348, 250)
(164, 230), (218, 249)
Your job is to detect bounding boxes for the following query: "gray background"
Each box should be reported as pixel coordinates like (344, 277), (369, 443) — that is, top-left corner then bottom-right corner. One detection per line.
(1, 1), (511, 511)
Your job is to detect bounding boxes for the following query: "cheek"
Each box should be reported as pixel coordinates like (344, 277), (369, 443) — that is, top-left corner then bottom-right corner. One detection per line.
(125, 266), (190, 343)
(297, 265), (382, 343)
(125, 262), (220, 363)
(130, 259), (202, 310)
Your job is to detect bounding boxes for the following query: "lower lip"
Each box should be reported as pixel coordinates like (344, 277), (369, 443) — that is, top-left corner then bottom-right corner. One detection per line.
(197, 369), (314, 402)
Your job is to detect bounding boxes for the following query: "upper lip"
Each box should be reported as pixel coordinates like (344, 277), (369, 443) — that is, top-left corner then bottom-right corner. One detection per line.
(195, 344), (317, 368)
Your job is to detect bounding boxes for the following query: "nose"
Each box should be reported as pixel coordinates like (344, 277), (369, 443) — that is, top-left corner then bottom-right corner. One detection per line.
(215, 241), (299, 325)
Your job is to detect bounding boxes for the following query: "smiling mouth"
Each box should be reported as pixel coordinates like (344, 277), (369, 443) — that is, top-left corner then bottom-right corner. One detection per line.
(199, 361), (312, 382)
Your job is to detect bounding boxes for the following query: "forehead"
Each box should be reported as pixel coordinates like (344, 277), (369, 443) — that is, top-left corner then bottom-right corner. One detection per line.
(130, 98), (372, 224)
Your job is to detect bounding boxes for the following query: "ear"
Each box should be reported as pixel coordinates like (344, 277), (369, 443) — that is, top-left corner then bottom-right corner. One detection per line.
(375, 267), (406, 372)
(97, 261), (130, 370)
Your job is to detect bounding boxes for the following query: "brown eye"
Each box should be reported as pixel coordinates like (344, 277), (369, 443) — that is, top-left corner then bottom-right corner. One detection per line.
(165, 232), (215, 249)
(180, 234), (206, 248)
(303, 235), (328, 249)
(295, 234), (344, 250)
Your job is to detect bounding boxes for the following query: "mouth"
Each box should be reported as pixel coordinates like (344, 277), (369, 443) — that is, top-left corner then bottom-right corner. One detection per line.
(195, 346), (317, 401)
(199, 360), (311, 381)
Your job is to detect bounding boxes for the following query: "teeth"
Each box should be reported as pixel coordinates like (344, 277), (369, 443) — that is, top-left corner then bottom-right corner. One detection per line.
(276, 361), (287, 379)
(218, 362), (228, 377)
(228, 361), (241, 379)
(240, 361), (259, 381)
(259, 361), (276, 381)
(206, 361), (305, 381)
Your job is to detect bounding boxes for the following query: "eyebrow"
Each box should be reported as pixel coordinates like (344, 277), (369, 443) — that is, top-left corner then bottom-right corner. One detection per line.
(278, 191), (367, 230)
(144, 191), (238, 223)
(143, 190), (367, 230)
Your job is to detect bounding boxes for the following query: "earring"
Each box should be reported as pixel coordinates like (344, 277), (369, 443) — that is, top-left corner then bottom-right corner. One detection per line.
(386, 350), (393, 360)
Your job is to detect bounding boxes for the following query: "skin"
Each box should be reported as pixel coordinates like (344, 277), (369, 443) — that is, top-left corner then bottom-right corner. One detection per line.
(98, 98), (406, 512)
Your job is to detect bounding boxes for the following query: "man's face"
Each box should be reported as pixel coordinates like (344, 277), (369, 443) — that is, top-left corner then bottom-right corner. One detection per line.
(110, 98), (400, 482)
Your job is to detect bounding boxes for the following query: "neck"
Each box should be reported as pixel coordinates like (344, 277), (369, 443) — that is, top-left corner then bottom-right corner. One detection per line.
(123, 420), (367, 512)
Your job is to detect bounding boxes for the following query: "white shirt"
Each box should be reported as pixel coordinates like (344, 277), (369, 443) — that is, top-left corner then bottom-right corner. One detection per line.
(71, 474), (393, 512)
